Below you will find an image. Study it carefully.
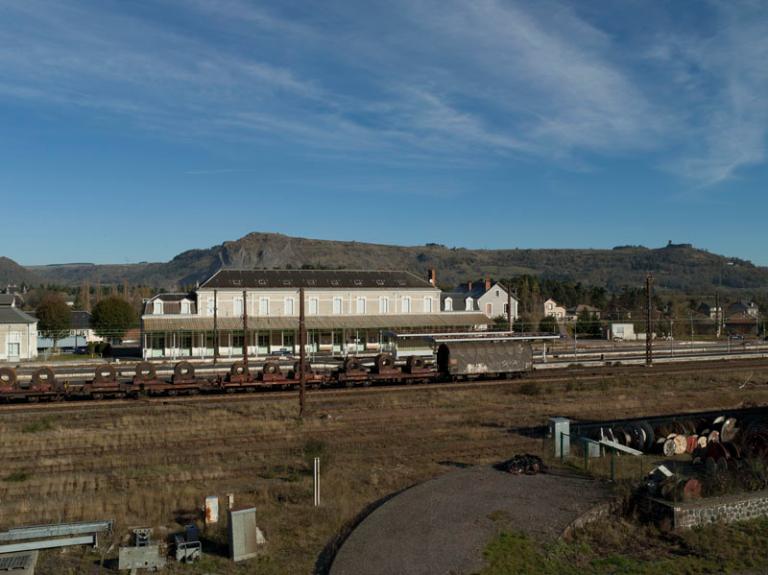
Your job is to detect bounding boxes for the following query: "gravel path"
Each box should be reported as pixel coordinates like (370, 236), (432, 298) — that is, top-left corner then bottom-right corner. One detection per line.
(330, 466), (608, 575)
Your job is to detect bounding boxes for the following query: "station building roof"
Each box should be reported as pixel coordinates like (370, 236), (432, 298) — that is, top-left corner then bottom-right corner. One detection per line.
(199, 269), (435, 290)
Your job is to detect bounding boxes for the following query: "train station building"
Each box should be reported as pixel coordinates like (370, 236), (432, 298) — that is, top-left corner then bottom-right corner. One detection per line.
(140, 269), (489, 359)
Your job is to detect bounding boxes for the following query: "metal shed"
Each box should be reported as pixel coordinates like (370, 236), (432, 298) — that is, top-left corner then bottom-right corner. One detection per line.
(436, 339), (533, 376)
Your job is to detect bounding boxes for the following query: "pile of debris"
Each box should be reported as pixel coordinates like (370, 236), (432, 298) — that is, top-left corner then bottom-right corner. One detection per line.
(497, 454), (546, 475)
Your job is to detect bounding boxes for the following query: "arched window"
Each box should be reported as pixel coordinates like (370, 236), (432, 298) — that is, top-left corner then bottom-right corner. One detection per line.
(444, 298), (453, 311)
(153, 300), (163, 315)
(465, 297), (473, 310)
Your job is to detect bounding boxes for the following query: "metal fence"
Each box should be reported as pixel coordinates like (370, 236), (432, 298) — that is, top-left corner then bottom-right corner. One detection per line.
(553, 432), (656, 482)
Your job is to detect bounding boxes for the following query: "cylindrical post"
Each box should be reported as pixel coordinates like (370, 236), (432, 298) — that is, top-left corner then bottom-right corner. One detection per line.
(610, 449), (616, 482)
(299, 287), (306, 418)
(560, 433), (564, 463)
(313, 456), (320, 507)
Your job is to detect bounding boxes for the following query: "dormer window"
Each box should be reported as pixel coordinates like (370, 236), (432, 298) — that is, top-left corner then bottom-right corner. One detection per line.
(465, 297), (473, 310)
(153, 300), (163, 315)
(181, 300), (191, 315)
(444, 298), (453, 311)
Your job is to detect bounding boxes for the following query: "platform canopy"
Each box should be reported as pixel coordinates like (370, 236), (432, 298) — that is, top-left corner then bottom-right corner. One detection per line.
(142, 312), (490, 333)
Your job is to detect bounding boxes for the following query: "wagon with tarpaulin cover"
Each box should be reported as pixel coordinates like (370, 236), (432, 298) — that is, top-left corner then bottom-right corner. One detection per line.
(436, 337), (535, 378)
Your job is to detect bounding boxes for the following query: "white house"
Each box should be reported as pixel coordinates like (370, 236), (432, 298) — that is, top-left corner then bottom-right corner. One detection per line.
(0, 294), (38, 361)
(441, 278), (519, 320)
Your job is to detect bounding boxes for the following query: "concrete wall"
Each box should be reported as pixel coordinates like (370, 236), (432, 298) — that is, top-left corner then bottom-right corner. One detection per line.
(673, 489), (768, 529)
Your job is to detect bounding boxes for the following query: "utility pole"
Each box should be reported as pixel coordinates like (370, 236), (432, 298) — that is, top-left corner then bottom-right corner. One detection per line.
(715, 291), (721, 338)
(213, 289), (219, 364)
(242, 290), (248, 373)
(645, 274), (653, 367)
(299, 287), (307, 418)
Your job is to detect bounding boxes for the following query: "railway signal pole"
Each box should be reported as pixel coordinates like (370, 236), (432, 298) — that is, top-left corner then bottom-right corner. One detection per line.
(299, 287), (306, 418)
(645, 274), (653, 367)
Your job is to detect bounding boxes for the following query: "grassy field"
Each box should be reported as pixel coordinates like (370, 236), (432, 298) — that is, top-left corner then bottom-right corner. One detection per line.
(1, 366), (768, 574)
(479, 518), (768, 575)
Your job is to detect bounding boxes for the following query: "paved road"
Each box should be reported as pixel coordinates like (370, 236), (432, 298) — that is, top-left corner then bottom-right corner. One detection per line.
(329, 466), (608, 575)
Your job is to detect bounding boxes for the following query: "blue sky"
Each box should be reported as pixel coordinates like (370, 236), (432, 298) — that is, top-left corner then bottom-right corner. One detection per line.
(1, 1), (767, 265)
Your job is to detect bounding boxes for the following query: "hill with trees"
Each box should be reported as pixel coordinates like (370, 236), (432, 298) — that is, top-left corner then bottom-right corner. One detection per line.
(6, 233), (768, 301)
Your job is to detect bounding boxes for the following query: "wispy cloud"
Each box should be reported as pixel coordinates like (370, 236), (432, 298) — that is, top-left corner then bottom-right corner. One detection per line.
(0, 0), (766, 185)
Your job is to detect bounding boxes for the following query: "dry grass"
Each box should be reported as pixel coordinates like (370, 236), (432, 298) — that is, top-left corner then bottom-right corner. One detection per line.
(0, 368), (767, 573)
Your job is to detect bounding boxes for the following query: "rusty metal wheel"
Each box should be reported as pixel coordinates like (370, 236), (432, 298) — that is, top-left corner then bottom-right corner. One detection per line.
(343, 357), (363, 373)
(32, 367), (56, 388)
(374, 353), (394, 372)
(263, 361), (280, 375)
(174, 361), (194, 381)
(230, 361), (248, 376)
(405, 356), (425, 373)
(94, 364), (116, 384)
(0, 367), (17, 388)
(134, 361), (157, 382)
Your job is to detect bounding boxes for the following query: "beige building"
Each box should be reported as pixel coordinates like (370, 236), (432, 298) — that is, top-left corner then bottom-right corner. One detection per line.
(543, 298), (566, 320)
(141, 269), (488, 358)
(0, 294), (38, 362)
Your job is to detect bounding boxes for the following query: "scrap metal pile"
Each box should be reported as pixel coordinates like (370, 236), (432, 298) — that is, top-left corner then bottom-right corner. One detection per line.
(600, 414), (768, 471)
(497, 454), (546, 475)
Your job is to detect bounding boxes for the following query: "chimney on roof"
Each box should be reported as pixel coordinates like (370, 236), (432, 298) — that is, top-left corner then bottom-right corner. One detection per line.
(485, 276), (491, 291)
(428, 268), (436, 286)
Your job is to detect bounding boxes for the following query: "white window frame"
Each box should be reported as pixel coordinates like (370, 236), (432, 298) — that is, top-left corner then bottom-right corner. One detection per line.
(465, 297), (473, 311)
(444, 298), (453, 311)
(402, 296), (412, 314)
(356, 296), (366, 314)
(332, 297), (343, 315)
(424, 297), (433, 313)
(309, 297), (319, 315)
(181, 300), (191, 315)
(485, 302), (493, 316)
(284, 297), (295, 316)
(153, 300), (163, 315)
(233, 297), (244, 317)
(379, 296), (390, 314)
(258, 297), (269, 316)
(206, 297), (214, 316)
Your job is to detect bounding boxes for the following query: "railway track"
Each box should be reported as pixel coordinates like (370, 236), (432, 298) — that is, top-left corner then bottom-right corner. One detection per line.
(0, 356), (765, 416)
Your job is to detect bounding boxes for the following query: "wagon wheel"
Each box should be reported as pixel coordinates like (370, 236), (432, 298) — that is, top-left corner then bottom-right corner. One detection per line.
(406, 356), (425, 373)
(291, 360), (311, 379)
(32, 366), (56, 389)
(0, 367), (17, 388)
(94, 364), (116, 384)
(375, 353), (394, 372)
(230, 361), (248, 376)
(135, 361), (157, 382)
(343, 357), (362, 373)
(174, 361), (194, 382)
(263, 361), (280, 376)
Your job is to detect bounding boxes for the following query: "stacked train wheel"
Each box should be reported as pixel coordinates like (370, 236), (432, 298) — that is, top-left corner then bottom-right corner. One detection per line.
(0, 367), (17, 390)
